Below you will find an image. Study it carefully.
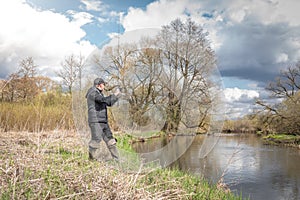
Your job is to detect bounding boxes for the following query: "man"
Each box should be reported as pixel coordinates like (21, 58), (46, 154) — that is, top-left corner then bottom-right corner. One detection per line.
(86, 77), (120, 161)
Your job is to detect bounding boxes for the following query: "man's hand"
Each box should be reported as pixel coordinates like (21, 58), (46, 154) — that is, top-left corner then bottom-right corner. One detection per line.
(114, 88), (122, 98)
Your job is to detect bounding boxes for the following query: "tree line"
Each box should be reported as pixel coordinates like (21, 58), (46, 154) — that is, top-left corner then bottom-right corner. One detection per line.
(0, 54), (85, 103)
(0, 55), (85, 131)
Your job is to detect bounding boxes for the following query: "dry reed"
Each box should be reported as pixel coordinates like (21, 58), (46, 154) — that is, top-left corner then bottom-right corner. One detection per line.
(0, 131), (189, 199)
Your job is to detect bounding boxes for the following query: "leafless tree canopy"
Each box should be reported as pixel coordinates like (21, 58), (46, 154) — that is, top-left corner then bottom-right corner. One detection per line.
(256, 61), (300, 135)
(157, 18), (215, 132)
(56, 54), (85, 93)
(1, 57), (38, 101)
(94, 19), (217, 134)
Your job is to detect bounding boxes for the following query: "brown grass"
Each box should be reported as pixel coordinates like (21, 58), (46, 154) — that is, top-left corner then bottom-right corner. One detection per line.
(0, 99), (74, 132)
(0, 131), (190, 199)
(0, 131), (244, 200)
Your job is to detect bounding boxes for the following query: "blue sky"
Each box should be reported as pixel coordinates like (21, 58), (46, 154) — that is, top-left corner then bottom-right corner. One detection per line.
(1, 0), (299, 118)
(26, 0), (154, 44)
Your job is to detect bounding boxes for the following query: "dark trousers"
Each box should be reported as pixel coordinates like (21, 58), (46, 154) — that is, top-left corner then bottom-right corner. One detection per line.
(88, 122), (118, 160)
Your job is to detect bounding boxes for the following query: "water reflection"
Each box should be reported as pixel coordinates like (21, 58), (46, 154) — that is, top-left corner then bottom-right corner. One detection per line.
(132, 134), (300, 200)
(138, 135), (195, 168)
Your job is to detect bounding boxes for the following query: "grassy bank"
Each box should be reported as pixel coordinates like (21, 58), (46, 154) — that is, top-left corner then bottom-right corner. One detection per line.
(262, 134), (300, 148)
(0, 131), (243, 200)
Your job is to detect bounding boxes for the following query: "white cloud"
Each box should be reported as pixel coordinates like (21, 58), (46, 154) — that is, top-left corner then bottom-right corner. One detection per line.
(0, 0), (95, 78)
(120, 0), (300, 58)
(223, 87), (260, 118)
(224, 87), (259, 102)
(202, 0), (300, 26)
(80, 0), (106, 12)
(276, 53), (289, 63)
(97, 17), (108, 24)
(121, 0), (189, 31)
(120, 0), (223, 49)
(107, 32), (119, 39)
(67, 10), (94, 27)
(110, 11), (121, 18)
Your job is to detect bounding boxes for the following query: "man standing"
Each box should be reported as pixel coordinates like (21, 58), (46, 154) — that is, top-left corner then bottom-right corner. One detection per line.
(86, 77), (120, 161)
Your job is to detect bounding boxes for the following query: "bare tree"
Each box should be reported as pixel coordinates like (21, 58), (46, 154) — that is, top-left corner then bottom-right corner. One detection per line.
(96, 42), (162, 127)
(267, 63), (300, 100)
(56, 54), (85, 93)
(94, 19), (216, 134)
(156, 18), (216, 132)
(2, 57), (39, 101)
(19, 57), (37, 78)
(1, 57), (58, 102)
(18, 57), (38, 100)
(2, 72), (20, 102)
(256, 61), (300, 134)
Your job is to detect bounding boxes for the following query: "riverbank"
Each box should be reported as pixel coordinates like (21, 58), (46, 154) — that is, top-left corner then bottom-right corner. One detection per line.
(216, 131), (300, 149)
(0, 131), (242, 199)
(262, 134), (300, 149)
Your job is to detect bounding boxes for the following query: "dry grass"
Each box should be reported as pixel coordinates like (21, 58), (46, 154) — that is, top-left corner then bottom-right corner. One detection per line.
(0, 131), (187, 199)
(0, 131), (241, 200)
(0, 95), (74, 132)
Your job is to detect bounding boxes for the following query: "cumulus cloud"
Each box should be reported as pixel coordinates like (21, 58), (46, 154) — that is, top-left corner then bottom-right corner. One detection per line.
(80, 0), (107, 12)
(66, 10), (94, 27)
(223, 87), (259, 118)
(121, 0), (189, 31)
(0, 0), (95, 78)
(198, 0), (300, 84)
(97, 16), (108, 24)
(198, 0), (300, 26)
(223, 86), (284, 118)
(217, 18), (300, 85)
(224, 87), (259, 103)
(120, 0), (300, 87)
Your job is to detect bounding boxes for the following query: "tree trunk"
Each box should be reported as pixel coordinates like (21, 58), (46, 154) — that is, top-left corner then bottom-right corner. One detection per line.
(162, 91), (181, 133)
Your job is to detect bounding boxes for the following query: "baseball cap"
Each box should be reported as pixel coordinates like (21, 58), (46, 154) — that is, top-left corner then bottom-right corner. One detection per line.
(94, 78), (106, 86)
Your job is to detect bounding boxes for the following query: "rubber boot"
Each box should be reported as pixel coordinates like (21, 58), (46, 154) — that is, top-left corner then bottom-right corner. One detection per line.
(88, 140), (101, 161)
(107, 139), (119, 160)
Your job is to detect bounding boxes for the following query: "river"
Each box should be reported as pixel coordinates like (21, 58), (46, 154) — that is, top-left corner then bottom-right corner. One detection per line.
(132, 134), (300, 200)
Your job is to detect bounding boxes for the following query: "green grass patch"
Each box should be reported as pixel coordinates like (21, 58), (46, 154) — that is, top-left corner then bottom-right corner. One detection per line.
(138, 168), (244, 200)
(263, 134), (300, 146)
(115, 133), (135, 153)
(264, 134), (299, 141)
(256, 130), (263, 136)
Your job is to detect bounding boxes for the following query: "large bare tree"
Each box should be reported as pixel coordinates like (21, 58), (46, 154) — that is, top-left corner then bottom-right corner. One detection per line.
(156, 18), (216, 132)
(94, 19), (216, 134)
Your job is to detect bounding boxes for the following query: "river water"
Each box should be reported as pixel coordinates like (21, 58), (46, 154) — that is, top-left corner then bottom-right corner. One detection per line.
(132, 134), (300, 200)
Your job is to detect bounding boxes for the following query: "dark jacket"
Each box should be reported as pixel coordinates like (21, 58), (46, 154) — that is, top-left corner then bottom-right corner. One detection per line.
(86, 86), (118, 123)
